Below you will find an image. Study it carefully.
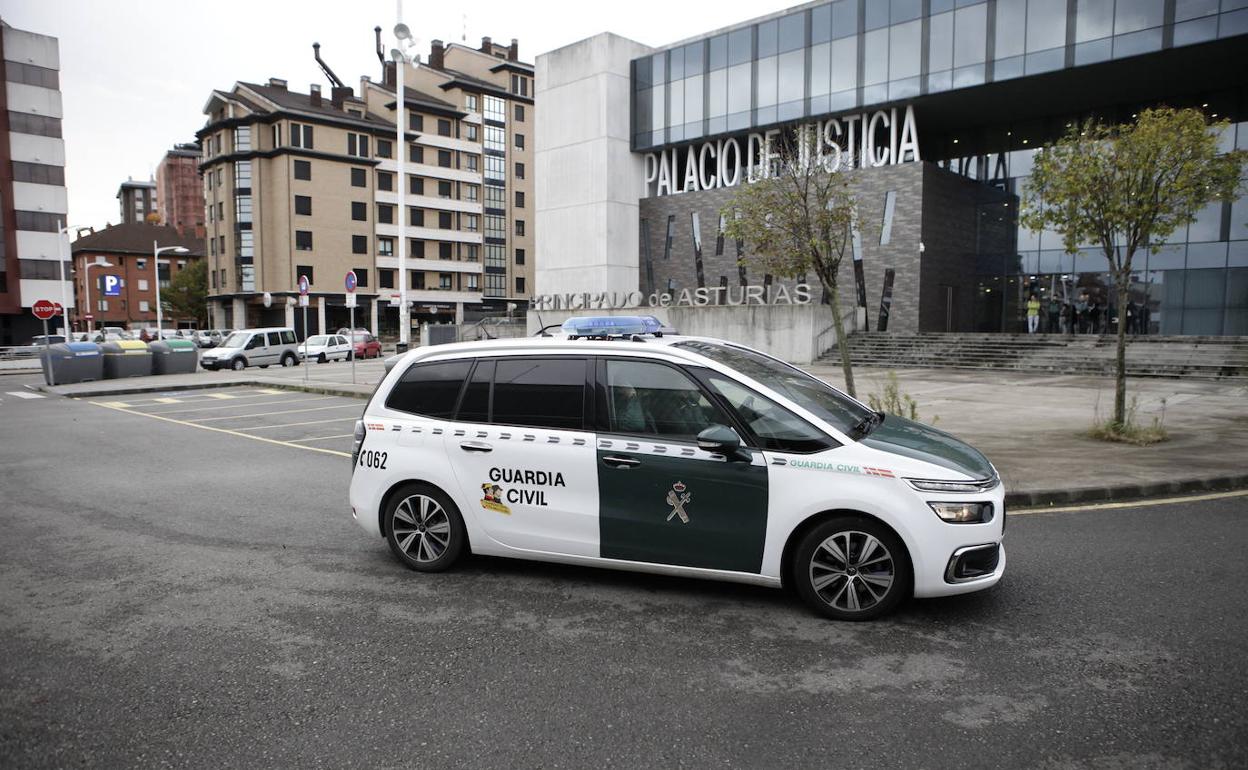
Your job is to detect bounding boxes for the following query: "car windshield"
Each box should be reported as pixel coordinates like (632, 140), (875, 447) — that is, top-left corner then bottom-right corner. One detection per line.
(673, 340), (873, 436)
(307, 335), (329, 345)
(221, 332), (249, 348)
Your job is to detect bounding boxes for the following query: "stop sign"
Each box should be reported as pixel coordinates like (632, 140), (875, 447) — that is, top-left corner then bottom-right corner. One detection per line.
(32, 299), (56, 320)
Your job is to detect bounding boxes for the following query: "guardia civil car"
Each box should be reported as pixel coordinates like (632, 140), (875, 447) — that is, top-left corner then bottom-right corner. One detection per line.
(348, 317), (1005, 620)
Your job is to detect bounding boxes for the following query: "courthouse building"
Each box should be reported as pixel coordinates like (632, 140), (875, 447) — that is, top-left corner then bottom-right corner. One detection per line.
(536, 0), (1248, 335)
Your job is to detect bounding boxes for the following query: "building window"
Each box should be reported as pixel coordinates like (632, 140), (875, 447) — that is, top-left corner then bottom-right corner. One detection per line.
(294, 160), (311, 180)
(234, 160), (252, 189)
(484, 95), (505, 122)
(410, 176), (424, 195)
(466, 124), (479, 142)
(464, 154), (479, 172)
(234, 125), (252, 152)
(409, 114), (424, 132)
(295, 195), (312, 215)
(485, 215), (506, 239)
(514, 104), (525, 122)
(411, 271), (425, 290)
(437, 150), (453, 168)
(515, 248), (525, 265)
(377, 171), (394, 191)
(295, 231), (313, 251)
(238, 231), (253, 258)
(347, 133), (370, 158)
(439, 273), (453, 290)
(380, 269), (395, 289)
(354, 268), (369, 287)
(296, 265), (314, 284)
(352, 235), (368, 254)
(515, 220), (525, 237)
(484, 273), (505, 297)
(465, 244), (479, 261)
(467, 273), (479, 290)
(515, 276), (525, 294)
(377, 139), (393, 158)
(290, 122), (313, 149)
(485, 125), (506, 152)
(515, 162), (525, 179)
(465, 94), (479, 112)
(234, 195), (252, 224)
(464, 214), (479, 232)
(514, 133), (525, 150)
(378, 237), (394, 257)
(409, 145), (424, 163)
(437, 119), (452, 137)
(485, 155), (505, 180)
(438, 211), (453, 229)
(378, 204), (395, 224)
(411, 239), (426, 258)
(485, 244), (505, 269)
(515, 191), (525, 208)
(11, 162), (65, 186)
(510, 74), (529, 96)
(410, 208), (425, 227)
(351, 167), (367, 187)
(463, 184), (479, 202)
(139, 300), (150, 312)
(138, 278), (150, 291)
(352, 201), (368, 221)
(439, 242), (453, 259)
(437, 180), (453, 199)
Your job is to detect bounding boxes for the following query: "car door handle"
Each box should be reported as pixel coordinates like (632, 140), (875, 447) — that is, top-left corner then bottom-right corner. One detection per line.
(459, 441), (493, 453)
(602, 455), (641, 468)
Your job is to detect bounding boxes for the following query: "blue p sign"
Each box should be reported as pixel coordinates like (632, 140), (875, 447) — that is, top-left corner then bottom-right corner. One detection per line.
(102, 275), (122, 296)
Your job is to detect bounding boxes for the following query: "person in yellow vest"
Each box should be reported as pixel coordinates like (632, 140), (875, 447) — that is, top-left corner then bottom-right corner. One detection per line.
(1026, 293), (1041, 334)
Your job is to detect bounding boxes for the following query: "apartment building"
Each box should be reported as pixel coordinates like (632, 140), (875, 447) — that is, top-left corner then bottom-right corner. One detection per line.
(117, 178), (156, 224)
(70, 222), (204, 329)
(0, 20), (70, 345)
(198, 78), (394, 335)
(156, 142), (204, 235)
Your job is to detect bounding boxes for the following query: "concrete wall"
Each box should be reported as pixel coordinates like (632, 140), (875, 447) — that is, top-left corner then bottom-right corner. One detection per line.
(535, 33), (653, 297)
(526, 302), (852, 365)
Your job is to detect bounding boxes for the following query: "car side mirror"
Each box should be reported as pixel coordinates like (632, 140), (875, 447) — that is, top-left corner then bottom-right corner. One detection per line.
(697, 424), (747, 461)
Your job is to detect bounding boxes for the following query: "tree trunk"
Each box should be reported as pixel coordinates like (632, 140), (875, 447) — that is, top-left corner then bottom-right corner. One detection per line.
(828, 282), (856, 398)
(1113, 276), (1129, 427)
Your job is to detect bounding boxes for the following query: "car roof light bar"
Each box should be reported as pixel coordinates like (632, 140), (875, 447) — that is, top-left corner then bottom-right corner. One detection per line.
(561, 315), (669, 340)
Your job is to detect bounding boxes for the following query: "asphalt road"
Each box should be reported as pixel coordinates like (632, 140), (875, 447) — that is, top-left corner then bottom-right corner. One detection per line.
(1, 386), (1245, 768)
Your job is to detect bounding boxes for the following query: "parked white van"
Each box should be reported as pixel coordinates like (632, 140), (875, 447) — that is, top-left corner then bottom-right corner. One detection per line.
(200, 327), (300, 371)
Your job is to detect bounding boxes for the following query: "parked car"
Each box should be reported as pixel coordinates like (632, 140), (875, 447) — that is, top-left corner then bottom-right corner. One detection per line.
(336, 327), (373, 337)
(27, 334), (67, 346)
(200, 327), (300, 370)
(192, 330), (217, 348)
(351, 332), (382, 359)
(299, 334), (354, 363)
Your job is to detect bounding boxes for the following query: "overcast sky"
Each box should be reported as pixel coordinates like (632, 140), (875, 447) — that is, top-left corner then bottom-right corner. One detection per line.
(0, 0), (796, 232)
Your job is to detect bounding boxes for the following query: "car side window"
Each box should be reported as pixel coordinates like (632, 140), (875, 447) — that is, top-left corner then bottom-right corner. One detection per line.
(244, 335), (261, 350)
(492, 357), (586, 431)
(704, 372), (836, 453)
(456, 360), (493, 422)
(604, 359), (728, 441)
(386, 359), (472, 417)
(267, 332), (282, 346)
(281, 330), (296, 345)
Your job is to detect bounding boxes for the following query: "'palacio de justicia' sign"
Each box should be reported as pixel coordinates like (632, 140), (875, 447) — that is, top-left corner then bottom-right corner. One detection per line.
(643, 105), (920, 198)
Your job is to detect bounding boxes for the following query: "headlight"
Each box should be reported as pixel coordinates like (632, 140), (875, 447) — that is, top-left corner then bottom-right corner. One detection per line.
(929, 501), (994, 524)
(906, 476), (999, 493)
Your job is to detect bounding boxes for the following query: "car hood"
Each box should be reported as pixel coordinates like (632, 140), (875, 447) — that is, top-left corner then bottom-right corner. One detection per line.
(203, 346), (239, 358)
(861, 415), (994, 480)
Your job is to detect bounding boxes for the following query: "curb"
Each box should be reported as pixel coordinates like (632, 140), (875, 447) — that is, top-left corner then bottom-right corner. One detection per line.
(1004, 473), (1248, 508)
(40, 377), (374, 401)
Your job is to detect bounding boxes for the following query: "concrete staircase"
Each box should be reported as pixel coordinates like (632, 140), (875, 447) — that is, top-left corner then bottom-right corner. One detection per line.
(837, 333), (1248, 380)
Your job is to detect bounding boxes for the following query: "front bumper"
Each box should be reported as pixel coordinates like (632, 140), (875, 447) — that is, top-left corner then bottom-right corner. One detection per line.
(907, 483), (1007, 599)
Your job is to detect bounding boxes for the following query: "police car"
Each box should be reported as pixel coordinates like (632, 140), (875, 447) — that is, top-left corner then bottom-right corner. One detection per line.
(348, 316), (1004, 620)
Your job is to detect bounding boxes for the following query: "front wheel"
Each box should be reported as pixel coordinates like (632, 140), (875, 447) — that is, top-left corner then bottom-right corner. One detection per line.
(792, 516), (911, 621)
(231, 357), (246, 371)
(385, 484), (467, 572)
(317, 353), (326, 364)
(346, 351), (354, 361)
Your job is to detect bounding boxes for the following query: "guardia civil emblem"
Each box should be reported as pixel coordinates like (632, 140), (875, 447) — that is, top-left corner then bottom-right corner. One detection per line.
(665, 481), (691, 524)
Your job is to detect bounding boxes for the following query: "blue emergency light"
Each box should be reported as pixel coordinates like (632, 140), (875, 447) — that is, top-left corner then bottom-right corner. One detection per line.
(561, 315), (666, 339)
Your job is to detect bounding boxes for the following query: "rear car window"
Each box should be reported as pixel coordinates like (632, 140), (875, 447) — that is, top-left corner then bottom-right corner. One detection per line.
(281, 330), (297, 345)
(386, 360), (472, 417)
(492, 358), (586, 431)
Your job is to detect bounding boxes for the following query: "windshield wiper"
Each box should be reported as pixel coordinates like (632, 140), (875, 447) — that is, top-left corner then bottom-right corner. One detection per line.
(849, 410), (885, 440)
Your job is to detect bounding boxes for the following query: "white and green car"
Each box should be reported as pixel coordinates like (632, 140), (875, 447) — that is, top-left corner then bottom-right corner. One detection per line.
(348, 318), (1005, 620)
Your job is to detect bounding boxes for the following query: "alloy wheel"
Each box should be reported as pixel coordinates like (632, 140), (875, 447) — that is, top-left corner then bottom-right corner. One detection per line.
(391, 494), (452, 563)
(808, 530), (895, 613)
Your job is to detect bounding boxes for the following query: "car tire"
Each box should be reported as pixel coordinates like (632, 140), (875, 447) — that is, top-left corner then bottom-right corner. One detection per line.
(347, 351), (354, 361)
(317, 353), (326, 364)
(384, 484), (467, 573)
(281, 353), (297, 367)
(231, 357), (246, 371)
(792, 515), (911, 621)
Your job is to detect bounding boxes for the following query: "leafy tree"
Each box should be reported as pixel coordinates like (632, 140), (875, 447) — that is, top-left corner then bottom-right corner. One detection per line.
(723, 128), (861, 397)
(163, 258), (208, 328)
(1021, 108), (1245, 429)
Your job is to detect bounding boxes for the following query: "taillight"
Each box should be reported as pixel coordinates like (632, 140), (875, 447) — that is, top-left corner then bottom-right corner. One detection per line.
(351, 419), (366, 472)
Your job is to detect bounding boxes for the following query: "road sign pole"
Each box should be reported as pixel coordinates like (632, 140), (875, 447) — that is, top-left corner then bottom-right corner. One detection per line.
(344, 271), (358, 386)
(349, 303), (356, 385)
(302, 305), (309, 385)
(41, 318), (52, 386)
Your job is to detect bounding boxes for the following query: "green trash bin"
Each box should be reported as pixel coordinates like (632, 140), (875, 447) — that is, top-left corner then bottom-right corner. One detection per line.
(101, 339), (153, 379)
(150, 338), (199, 374)
(41, 341), (104, 384)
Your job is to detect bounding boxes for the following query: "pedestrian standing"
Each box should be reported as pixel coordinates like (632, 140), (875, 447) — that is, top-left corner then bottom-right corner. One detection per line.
(1060, 301), (1071, 335)
(1047, 296), (1061, 334)
(1026, 293), (1041, 334)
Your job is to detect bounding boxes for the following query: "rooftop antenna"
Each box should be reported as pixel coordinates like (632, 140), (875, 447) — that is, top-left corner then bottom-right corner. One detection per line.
(462, 13), (467, 42)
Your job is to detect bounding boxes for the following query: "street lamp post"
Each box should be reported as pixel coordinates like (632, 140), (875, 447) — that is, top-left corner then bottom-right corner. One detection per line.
(56, 220), (87, 337)
(392, 8), (418, 351)
(153, 241), (190, 339)
(83, 259), (115, 335)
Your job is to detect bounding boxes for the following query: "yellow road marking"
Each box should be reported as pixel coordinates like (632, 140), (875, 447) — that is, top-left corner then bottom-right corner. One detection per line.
(288, 433), (354, 443)
(189, 403), (362, 423)
(1011, 488), (1248, 516)
(245, 417), (359, 431)
(90, 401), (349, 458)
(143, 395), (334, 415)
(153, 397), (182, 404)
(96, 389), (280, 407)
(97, 401), (132, 408)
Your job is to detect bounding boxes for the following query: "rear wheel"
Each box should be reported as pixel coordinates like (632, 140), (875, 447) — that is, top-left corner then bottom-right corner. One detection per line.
(792, 516), (911, 621)
(384, 484), (466, 572)
(281, 353), (296, 367)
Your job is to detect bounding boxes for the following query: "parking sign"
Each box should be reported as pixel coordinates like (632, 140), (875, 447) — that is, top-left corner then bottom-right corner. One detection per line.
(102, 275), (122, 296)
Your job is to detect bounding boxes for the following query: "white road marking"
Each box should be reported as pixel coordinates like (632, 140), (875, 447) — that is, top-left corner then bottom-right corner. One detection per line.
(287, 433), (354, 443)
(244, 417), (359, 431)
(6, 391), (45, 399)
(189, 402), (363, 423)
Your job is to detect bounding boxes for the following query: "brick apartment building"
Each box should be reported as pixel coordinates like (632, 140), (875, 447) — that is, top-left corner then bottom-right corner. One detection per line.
(117, 178), (156, 224)
(156, 142), (205, 235)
